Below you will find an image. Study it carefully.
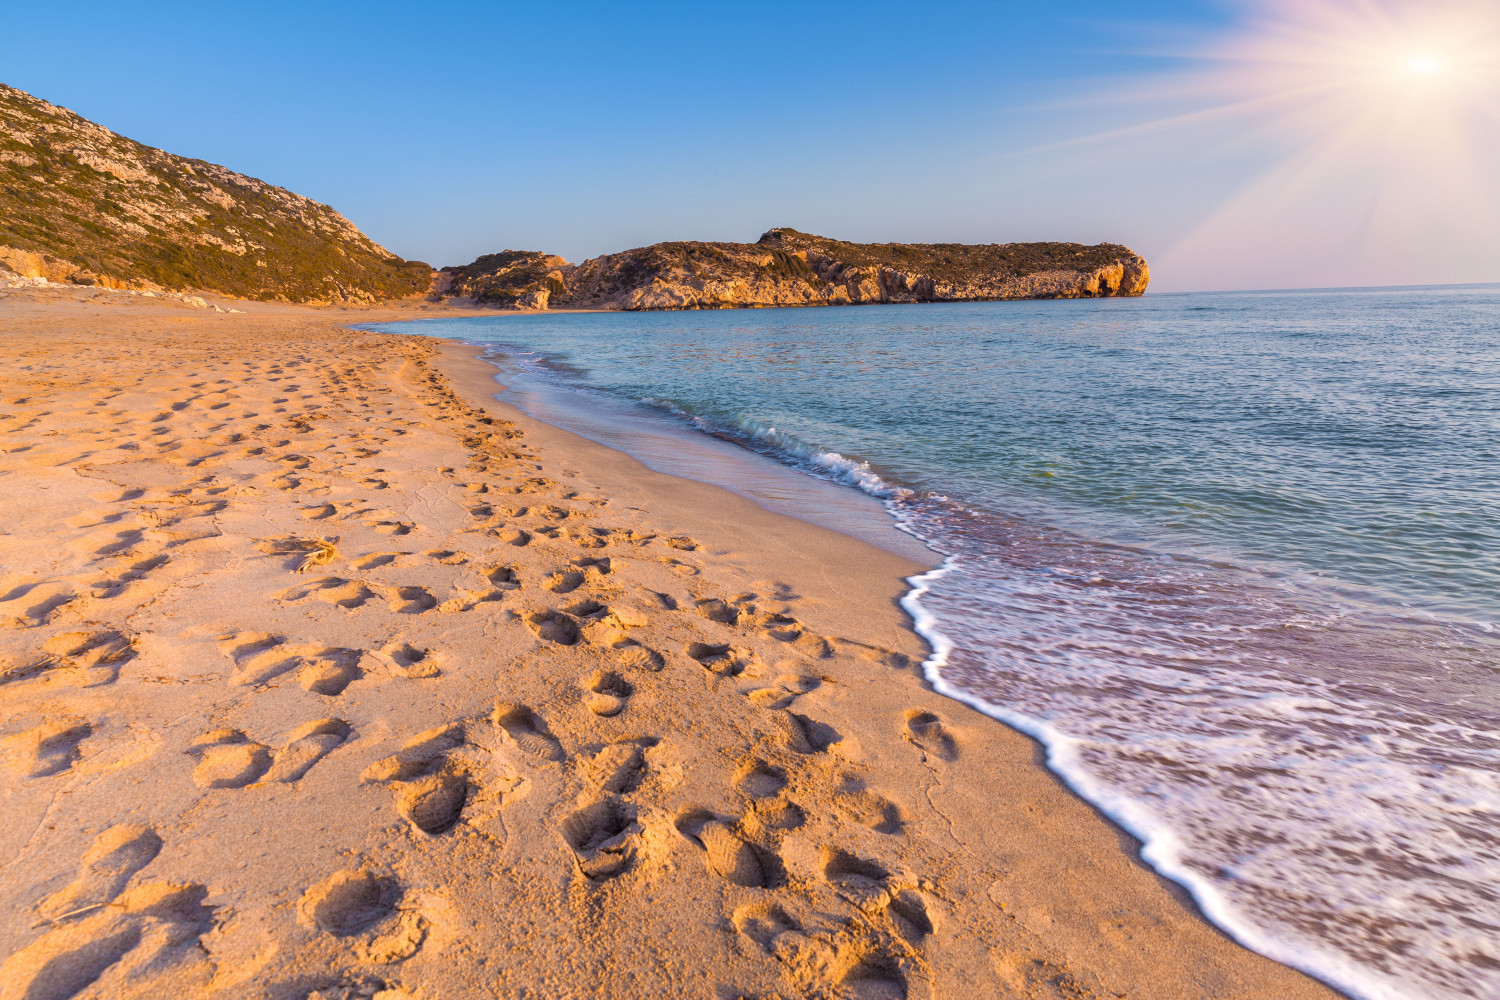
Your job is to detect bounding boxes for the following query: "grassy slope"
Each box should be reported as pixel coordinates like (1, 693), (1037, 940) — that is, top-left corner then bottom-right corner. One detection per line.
(0, 84), (429, 302)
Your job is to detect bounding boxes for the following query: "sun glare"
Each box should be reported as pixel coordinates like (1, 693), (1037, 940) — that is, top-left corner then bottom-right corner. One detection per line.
(1401, 53), (1445, 77)
(1048, 0), (1500, 288)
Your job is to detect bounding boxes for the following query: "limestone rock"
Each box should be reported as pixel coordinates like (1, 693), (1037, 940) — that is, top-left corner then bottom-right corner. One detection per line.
(439, 228), (1150, 312)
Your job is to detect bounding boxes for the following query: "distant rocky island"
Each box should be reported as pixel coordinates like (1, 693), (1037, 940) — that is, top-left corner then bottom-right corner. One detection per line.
(439, 229), (1149, 311)
(0, 83), (1149, 308)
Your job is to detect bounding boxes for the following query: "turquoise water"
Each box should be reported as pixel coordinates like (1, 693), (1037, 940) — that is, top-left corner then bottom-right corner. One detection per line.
(375, 285), (1500, 1000)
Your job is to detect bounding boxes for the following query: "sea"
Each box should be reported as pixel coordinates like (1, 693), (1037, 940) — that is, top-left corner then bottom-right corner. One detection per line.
(370, 284), (1500, 1000)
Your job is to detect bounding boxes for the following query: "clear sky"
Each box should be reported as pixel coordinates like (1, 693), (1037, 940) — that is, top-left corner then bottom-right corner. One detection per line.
(4, 0), (1496, 292)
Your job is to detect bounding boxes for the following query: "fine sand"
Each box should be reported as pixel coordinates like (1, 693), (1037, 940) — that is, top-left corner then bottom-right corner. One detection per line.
(0, 288), (1344, 1000)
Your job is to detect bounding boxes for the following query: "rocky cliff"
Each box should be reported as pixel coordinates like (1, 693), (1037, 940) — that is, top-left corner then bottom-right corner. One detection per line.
(442, 228), (1149, 311)
(0, 83), (431, 302)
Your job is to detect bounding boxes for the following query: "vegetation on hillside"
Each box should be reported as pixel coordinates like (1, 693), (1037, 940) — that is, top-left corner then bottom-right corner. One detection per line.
(0, 83), (430, 302)
(439, 250), (568, 306)
(758, 227), (1135, 283)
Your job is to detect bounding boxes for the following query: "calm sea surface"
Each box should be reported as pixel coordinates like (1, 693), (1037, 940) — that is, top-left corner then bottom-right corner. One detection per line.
(374, 285), (1500, 1000)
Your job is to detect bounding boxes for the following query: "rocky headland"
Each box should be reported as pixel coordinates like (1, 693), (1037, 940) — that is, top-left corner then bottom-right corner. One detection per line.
(440, 228), (1150, 311)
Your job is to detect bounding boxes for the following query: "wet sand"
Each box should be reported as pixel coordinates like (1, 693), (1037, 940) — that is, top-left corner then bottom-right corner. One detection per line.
(0, 287), (1343, 999)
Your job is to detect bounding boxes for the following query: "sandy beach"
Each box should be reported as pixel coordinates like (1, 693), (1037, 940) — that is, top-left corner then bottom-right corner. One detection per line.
(0, 288), (1344, 1000)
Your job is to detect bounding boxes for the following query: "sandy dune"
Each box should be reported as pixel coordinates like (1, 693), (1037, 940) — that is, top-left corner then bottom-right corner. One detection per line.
(0, 288), (1341, 1000)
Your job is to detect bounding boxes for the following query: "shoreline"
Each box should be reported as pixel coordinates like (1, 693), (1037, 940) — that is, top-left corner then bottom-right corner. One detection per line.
(429, 338), (1353, 999)
(0, 287), (1344, 998)
(431, 326), (1397, 1000)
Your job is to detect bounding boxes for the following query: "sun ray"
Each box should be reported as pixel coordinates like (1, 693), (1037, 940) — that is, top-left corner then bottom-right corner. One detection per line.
(1025, 0), (1500, 288)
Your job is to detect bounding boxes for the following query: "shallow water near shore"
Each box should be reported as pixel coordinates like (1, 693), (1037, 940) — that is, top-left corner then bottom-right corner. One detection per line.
(372, 285), (1500, 1000)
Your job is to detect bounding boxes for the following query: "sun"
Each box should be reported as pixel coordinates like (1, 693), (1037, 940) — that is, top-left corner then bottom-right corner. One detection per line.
(1401, 53), (1445, 77)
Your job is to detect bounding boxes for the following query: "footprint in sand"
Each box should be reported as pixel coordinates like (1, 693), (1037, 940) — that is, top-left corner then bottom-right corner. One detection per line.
(1, 719), (92, 778)
(302, 652), (364, 690)
(217, 633), (364, 692)
(264, 719), (352, 782)
(611, 641), (666, 673)
(88, 554), (170, 599)
(746, 673), (821, 709)
(562, 599), (610, 633)
(544, 569), (585, 594)
(0, 580), (76, 627)
(481, 564), (520, 589)
(733, 758), (788, 799)
(574, 555), (611, 578)
(774, 711), (841, 755)
(836, 957), (910, 1000)
(883, 888), (936, 942)
(583, 670), (633, 717)
(352, 552), (403, 570)
(526, 610), (580, 646)
(299, 868), (398, 935)
(363, 518), (414, 536)
(748, 796), (806, 832)
(39, 629), (138, 687)
(685, 641), (752, 677)
(674, 808), (767, 888)
(695, 597), (739, 625)
(657, 556), (699, 578)
(387, 585), (436, 615)
(37, 823), (163, 920)
(189, 729), (271, 788)
(567, 526), (611, 549)
(494, 527), (530, 547)
(637, 588), (678, 611)
(560, 796), (640, 880)
(791, 633), (834, 659)
(376, 641), (441, 679)
(820, 846), (892, 903)
(587, 740), (654, 795)
(361, 724), (472, 835)
(833, 781), (903, 834)
(277, 576), (377, 609)
(3, 858), (212, 1000)
(901, 708), (957, 761)
(493, 703), (564, 762)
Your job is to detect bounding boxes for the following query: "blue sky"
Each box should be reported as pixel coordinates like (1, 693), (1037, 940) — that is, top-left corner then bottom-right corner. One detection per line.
(4, 1), (1496, 291)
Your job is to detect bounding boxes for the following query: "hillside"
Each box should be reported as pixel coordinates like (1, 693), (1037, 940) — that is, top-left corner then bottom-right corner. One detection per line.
(0, 83), (430, 303)
(441, 228), (1149, 311)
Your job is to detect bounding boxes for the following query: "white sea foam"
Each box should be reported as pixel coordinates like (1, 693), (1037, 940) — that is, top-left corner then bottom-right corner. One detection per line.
(897, 497), (1500, 1000)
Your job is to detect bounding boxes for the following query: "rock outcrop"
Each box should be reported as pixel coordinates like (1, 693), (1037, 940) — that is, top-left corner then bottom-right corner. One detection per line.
(442, 228), (1148, 311)
(436, 250), (570, 309)
(0, 83), (431, 303)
